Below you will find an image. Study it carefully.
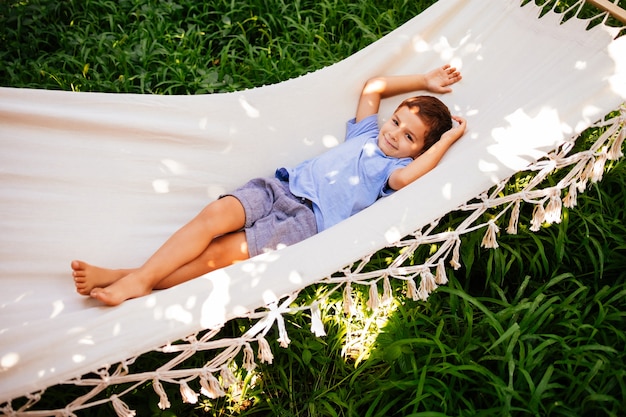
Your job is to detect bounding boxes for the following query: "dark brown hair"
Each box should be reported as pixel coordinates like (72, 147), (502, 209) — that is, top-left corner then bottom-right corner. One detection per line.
(396, 95), (452, 154)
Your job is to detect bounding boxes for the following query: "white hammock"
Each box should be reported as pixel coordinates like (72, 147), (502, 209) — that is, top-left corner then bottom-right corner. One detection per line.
(1, 0), (625, 414)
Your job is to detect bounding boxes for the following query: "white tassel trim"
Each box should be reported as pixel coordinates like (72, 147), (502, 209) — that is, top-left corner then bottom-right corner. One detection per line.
(419, 267), (437, 295)
(343, 282), (356, 316)
(310, 303), (326, 337)
(591, 147), (608, 183)
(608, 125), (624, 160)
(406, 277), (420, 301)
(506, 199), (521, 234)
(450, 236), (462, 269)
(481, 220), (500, 249)
(544, 190), (562, 224)
(152, 378), (170, 410)
(366, 282), (380, 310)
(257, 336), (274, 364)
(242, 343), (256, 372)
(530, 203), (545, 232)
(382, 276), (393, 305)
(220, 365), (237, 389)
(179, 381), (198, 404)
(200, 373), (226, 399)
(276, 314), (291, 348)
(111, 395), (136, 417)
(563, 182), (578, 208)
(435, 258), (448, 285)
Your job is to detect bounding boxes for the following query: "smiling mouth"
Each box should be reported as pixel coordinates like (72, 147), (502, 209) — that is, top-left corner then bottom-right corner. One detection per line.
(384, 135), (397, 150)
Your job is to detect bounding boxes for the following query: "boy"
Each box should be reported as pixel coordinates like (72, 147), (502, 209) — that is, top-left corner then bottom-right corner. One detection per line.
(72, 64), (466, 306)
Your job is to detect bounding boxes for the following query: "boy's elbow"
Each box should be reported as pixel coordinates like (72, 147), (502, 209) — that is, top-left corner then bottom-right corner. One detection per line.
(389, 163), (437, 191)
(388, 172), (413, 191)
(362, 77), (387, 95)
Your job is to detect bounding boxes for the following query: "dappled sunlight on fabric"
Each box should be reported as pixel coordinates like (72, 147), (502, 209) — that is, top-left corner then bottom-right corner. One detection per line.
(608, 36), (626, 97)
(384, 227), (403, 244)
(488, 107), (564, 172)
(78, 335), (95, 346)
(50, 300), (64, 319)
(164, 304), (194, 325)
(288, 270), (303, 285)
(72, 354), (86, 364)
(441, 182), (453, 200)
(322, 134), (339, 148)
(262, 290), (279, 304)
(152, 158), (190, 194)
(200, 270), (231, 329)
(238, 96), (260, 118)
(111, 322), (121, 337)
(411, 32), (475, 69)
(577, 105), (604, 132)
(1, 352), (19, 372)
(152, 179), (170, 193)
(160, 158), (186, 175)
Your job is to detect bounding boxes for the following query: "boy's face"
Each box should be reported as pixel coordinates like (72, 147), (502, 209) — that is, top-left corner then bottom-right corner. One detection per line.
(378, 106), (426, 159)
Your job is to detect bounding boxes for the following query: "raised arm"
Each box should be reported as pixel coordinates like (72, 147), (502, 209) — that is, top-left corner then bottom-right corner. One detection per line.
(355, 65), (462, 122)
(387, 115), (467, 191)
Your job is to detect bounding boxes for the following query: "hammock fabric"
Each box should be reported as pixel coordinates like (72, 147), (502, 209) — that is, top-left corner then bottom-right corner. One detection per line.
(1, 0), (625, 414)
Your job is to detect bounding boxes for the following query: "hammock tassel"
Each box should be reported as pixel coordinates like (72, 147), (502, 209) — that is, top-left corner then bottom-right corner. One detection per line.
(200, 373), (226, 399)
(152, 378), (171, 410)
(242, 343), (256, 372)
(591, 147), (608, 183)
(406, 277), (420, 301)
(506, 199), (521, 234)
(419, 267), (437, 295)
(544, 190), (562, 224)
(481, 220), (500, 249)
(608, 124), (624, 160)
(366, 282), (380, 310)
(343, 282), (357, 316)
(436, 258), (448, 285)
(578, 158), (594, 191)
(382, 275), (393, 305)
(179, 380), (198, 404)
(563, 182), (578, 209)
(220, 365), (237, 389)
(450, 235), (462, 269)
(111, 395), (136, 417)
(530, 203), (545, 232)
(276, 315), (291, 348)
(257, 336), (274, 364)
(310, 302), (326, 337)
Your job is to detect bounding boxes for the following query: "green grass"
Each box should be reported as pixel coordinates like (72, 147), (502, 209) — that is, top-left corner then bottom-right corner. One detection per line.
(2, 0), (626, 416)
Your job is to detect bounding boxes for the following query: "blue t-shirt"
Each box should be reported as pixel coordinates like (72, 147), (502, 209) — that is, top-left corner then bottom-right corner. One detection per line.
(281, 114), (412, 231)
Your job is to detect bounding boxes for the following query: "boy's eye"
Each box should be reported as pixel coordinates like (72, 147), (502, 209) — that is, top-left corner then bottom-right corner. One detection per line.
(392, 118), (399, 126)
(405, 133), (413, 142)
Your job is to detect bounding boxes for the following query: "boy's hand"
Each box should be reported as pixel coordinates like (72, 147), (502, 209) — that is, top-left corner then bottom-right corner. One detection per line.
(425, 65), (462, 94)
(442, 115), (467, 143)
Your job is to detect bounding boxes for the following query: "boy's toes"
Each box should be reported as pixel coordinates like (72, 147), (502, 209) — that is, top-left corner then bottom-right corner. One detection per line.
(76, 285), (90, 296)
(71, 259), (89, 273)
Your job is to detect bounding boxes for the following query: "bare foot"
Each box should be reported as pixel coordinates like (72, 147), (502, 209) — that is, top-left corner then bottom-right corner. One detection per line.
(71, 260), (129, 296)
(89, 272), (153, 306)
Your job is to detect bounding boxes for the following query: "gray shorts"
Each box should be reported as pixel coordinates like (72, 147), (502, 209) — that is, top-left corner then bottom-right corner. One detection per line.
(224, 177), (318, 257)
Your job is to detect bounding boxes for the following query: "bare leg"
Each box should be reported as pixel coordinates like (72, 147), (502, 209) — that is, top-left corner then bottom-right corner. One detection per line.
(154, 231), (249, 289)
(82, 196), (246, 306)
(73, 230), (249, 295)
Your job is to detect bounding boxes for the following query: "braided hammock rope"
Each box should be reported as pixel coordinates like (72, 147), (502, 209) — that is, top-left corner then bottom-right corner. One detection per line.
(1, 1), (625, 415)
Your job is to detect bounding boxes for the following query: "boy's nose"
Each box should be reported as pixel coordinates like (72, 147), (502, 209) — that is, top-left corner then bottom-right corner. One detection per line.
(390, 127), (401, 141)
